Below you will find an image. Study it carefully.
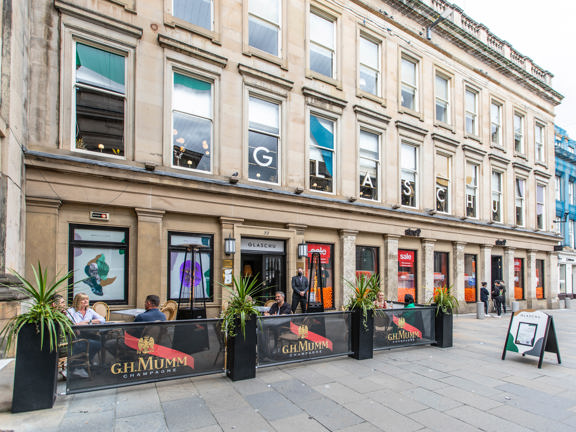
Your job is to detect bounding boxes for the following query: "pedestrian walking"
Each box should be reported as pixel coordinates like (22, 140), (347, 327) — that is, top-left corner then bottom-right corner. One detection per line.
(495, 280), (506, 314)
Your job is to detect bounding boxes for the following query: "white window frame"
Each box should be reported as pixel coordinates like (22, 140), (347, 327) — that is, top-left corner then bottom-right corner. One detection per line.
(247, 94), (281, 185)
(166, 0), (221, 42)
(400, 141), (419, 208)
(556, 176), (562, 201)
(515, 177), (526, 227)
(465, 87), (479, 136)
(60, 19), (136, 160)
(435, 153), (451, 214)
(570, 181), (576, 206)
(491, 170), (503, 223)
(514, 112), (525, 154)
(308, 111), (337, 194)
(400, 55), (419, 112)
(570, 222), (575, 248)
(171, 70), (214, 173)
(309, 9), (336, 80)
(535, 122), (545, 163)
(490, 100), (502, 146)
(358, 128), (381, 201)
(247, 0), (282, 58)
(358, 34), (381, 97)
(435, 73), (451, 125)
(536, 183), (546, 230)
(466, 162), (479, 219)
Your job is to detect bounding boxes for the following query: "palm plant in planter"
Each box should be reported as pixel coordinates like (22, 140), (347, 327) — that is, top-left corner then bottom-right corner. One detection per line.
(428, 285), (459, 348)
(345, 274), (380, 360)
(220, 275), (263, 381)
(0, 264), (75, 412)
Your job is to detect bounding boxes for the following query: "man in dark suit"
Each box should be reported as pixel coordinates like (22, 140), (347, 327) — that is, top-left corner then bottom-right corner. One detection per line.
(135, 295), (166, 322)
(291, 267), (309, 313)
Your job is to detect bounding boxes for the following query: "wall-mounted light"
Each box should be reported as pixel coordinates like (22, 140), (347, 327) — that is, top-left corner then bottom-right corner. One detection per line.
(298, 242), (308, 258)
(224, 234), (236, 255)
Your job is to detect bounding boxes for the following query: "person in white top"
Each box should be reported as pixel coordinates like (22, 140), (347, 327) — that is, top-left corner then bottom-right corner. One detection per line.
(67, 293), (105, 324)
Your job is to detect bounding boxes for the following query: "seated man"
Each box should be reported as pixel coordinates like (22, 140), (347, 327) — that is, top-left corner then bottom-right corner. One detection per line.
(135, 295), (167, 322)
(265, 291), (291, 316)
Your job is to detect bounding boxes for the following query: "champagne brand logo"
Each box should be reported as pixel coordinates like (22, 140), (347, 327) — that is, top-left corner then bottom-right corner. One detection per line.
(297, 325), (309, 339)
(137, 336), (154, 355)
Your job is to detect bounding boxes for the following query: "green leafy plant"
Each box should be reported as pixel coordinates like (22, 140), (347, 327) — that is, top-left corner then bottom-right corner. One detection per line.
(428, 285), (459, 315)
(0, 263), (76, 352)
(345, 273), (381, 327)
(220, 275), (264, 338)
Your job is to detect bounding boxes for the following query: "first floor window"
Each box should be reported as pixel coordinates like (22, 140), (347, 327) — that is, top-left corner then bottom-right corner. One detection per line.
(464, 254), (477, 303)
(359, 130), (379, 200)
(75, 42), (126, 156)
(401, 143), (418, 207)
(515, 178), (525, 226)
(356, 246), (379, 277)
(69, 225), (128, 304)
(435, 153), (451, 213)
(536, 259), (545, 299)
(466, 163), (478, 218)
(309, 114), (334, 192)
(398, 249), (416, 302)
(536, 184), (546, 229)
(172, 73), (213, 172)
(168, 233), (213, 301)
(173, 0), (213, 30)
(248, 96), (280, 183)
(492, 171), (503, 222)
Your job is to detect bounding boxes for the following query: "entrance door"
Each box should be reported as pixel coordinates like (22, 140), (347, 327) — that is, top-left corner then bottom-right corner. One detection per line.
(241, 254), (285, 301)
(491, 255), (503, 288)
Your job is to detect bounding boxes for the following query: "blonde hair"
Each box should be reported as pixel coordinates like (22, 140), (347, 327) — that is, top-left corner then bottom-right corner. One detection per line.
(72, 293), (90, 310)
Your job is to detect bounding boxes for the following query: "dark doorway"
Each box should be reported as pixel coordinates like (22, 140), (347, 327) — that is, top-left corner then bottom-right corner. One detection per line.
(241, 253), (285, 302)
(491, 255), (503, 288)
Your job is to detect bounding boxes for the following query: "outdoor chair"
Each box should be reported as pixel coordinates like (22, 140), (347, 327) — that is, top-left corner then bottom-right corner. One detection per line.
(92, 301), (110, 321)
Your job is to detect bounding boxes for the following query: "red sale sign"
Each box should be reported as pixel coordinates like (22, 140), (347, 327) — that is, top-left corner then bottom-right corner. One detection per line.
(398, 250), (414, 268)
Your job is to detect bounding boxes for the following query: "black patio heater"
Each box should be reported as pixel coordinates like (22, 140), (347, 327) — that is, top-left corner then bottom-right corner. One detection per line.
(306, 251), (325, 313)
(176, 242), (208, 320)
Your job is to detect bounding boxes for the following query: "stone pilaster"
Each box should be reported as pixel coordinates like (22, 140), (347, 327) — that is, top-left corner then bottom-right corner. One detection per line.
(452, 242), (466, 303)
(384, 235), (400, 301)
(526, 250), (536, 307)
(421, 239), (436, 302)
(339, 229), (358, 304)
(548, 251), (560, 309)
(503, 247), (516, 309)
(480, 245), (492, 287)
(286, 223), (307, 275)
(135, 208), (165, 307)
(219, 217), (244, 305)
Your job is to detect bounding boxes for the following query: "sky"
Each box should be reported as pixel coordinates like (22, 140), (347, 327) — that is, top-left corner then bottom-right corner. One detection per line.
(452, 0), (576, 138)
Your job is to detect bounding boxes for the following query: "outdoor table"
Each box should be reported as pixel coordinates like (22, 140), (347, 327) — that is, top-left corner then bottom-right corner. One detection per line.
(111, 309), (145, 321)
(255, 306), (270, 313)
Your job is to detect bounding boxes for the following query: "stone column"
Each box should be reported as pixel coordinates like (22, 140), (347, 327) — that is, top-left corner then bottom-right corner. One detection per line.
(526, 250), (537, 307)
(135, 208), (165, 307)
(339, 229), (358, 304)
(480, 245), (492, 287)
(286, 223), (307, 279)
(421, 239), (436, 303)
(25, 197), (62, 280)
(452, 242), (466, 303)
(384, 235), (400, 301)
(503, 247), (515, 310)
(548, 251), (560, 309)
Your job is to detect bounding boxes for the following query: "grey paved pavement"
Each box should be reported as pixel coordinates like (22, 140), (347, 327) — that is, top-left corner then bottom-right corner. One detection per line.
(1, 309), (576, 431)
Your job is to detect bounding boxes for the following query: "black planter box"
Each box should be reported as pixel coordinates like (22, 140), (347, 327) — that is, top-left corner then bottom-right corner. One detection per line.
(349, 309), (374, 360)
(12, 323), (59, 413)
(226, 317), (257, 381)
(433, 310), (453, 348)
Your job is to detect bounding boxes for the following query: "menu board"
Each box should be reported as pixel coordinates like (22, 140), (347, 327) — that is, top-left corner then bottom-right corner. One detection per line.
(502, 310), (561, 368)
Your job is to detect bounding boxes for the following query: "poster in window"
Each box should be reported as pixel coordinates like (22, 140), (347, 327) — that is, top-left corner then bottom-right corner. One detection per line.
(72, 247), (126, 302)
(169, 251), (211, 300)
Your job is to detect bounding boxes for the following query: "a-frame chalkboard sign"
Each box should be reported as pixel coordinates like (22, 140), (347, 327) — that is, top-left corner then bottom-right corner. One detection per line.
(502, 310), (561, 368)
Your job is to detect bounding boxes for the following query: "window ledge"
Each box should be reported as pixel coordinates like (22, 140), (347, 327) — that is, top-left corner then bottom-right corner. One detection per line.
(398, 107), (424, 122)
(163, 13), (221, 45)
(242, 48), (288, 70)
(433, 121), (455, 134)
(356, 90), (386, 107)
(464, 133), (482, 143)
(305, 70), (342, 90)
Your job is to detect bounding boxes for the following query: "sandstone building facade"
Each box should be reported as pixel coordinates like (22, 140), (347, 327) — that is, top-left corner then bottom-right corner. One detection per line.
(16, 0), (564, 316)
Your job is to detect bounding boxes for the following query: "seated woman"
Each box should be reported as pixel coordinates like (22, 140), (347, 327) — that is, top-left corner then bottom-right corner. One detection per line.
(374, 291), (389, 309)
(66, 293), (105, 378)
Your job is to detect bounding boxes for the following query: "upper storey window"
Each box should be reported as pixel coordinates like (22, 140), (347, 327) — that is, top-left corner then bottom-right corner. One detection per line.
(359, 130), (380, 201)
(359, 36), (380, 97)
(172, 73), (213, 172)
(309, 11), (335, 78)
(535, 123), (545, 163)
(248, 96), (280, 183)
(514, 112), (525, 154)
(400, 57), (418, 111)
(173, 0), (213, 31)
(490, 101), (502, 146)
(465, 88), (478, 136)
(249, 0), (281, 56)
(435, 74), (450, 124)
(309, 114), (335, 193)
(400, 142), (418, 207)
(75, 43), (126, 156)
